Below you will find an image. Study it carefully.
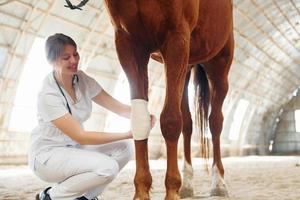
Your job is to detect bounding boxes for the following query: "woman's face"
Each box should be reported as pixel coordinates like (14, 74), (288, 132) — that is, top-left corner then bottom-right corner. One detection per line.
(53, 44), (79, 75)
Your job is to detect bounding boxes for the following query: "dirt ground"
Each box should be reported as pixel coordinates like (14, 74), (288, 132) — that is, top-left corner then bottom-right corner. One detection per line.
(0, 156), (300, 200)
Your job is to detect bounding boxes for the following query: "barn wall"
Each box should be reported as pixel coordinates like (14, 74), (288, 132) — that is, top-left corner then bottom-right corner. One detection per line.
(273, 90), (300, 154)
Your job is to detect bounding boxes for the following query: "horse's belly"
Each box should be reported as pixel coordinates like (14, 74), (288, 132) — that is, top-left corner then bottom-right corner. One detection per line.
(188, 30), (230, 64)
(188, 0), (233, 63)
(117, 1), (168, 49)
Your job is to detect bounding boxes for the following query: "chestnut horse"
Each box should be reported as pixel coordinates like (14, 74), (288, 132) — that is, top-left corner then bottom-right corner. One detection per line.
(105, 1), (234, 199)
(65, 0), (234, 199)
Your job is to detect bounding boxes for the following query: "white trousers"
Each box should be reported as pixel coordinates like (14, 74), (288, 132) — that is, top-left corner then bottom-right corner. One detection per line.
(33, 140), (133, 200)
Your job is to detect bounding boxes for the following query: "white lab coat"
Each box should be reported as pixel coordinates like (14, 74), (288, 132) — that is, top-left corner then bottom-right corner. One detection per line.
(28, 70), (133, 200)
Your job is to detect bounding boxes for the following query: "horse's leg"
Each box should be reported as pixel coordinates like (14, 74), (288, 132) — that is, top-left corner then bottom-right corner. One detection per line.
(204, 33), (234, 197)
(179, 72), (194, 198)
(115, 30), (152, 200)
(160, 25), (190, 200)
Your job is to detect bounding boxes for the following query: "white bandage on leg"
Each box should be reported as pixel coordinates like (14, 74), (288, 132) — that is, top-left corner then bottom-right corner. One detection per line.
(131, 99), (151, 140)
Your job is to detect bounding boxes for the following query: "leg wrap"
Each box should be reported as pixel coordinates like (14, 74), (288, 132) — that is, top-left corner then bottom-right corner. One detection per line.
(131, 99), (151, 140)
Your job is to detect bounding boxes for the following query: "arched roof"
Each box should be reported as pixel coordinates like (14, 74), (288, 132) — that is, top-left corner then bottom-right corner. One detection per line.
(0, 0), (299, 157)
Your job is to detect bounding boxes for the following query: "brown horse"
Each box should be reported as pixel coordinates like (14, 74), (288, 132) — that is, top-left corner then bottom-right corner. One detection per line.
(67, 0), (234, 199)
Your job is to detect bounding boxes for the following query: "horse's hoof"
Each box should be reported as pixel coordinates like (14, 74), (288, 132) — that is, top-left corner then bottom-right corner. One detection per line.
(133, 194), (150, 200)
(210, 165), (228, 197)
(179, 186), (194, 198)
(165, 193), (180, 200)
(133, 196), (150, 200)
(210, 186), (229, 197)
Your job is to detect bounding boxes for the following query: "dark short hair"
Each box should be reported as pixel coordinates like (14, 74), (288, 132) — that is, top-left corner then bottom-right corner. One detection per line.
(45, 33), (77, 63)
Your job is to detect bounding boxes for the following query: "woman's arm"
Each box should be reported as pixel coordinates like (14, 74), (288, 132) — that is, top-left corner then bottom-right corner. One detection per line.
(92, 90), (131, 118)
(93, 90), (157, 128)
(51, 113), (132, 145)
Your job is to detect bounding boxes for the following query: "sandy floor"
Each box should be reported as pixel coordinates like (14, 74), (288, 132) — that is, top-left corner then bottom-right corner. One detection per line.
(0, 156), (300, 200)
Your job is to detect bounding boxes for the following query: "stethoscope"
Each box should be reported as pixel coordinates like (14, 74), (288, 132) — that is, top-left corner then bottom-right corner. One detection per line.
(52, 71), (79, 115)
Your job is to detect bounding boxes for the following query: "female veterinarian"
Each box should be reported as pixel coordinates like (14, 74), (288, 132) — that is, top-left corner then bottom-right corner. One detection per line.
(28, 33), (155, 200)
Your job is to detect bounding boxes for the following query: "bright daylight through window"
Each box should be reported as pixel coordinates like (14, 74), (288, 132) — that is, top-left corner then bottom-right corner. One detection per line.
(104, 71), (130, 132)
(229, 99), (249, 140)
(8, 38), (52, 132)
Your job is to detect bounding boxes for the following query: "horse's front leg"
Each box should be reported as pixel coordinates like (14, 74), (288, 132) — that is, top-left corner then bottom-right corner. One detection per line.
(160, 25), (190, 200)
(115, 30), (152, 200)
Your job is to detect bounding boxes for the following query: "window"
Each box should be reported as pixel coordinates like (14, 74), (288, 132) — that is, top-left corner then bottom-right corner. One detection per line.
(228, 99), (249, 140)
(8, 38), (52, 132)
(104, 72), (130, 132)
(295, 109), (300, 133)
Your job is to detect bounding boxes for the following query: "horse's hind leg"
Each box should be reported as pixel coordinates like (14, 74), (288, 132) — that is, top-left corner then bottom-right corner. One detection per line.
(115, 29), (152, 200)
(204, 33), (234, 197)
(179, 72), (194, 198)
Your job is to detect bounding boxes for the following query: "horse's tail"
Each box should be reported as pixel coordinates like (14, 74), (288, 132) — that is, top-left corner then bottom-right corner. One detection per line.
(193, 64), (210, 161)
